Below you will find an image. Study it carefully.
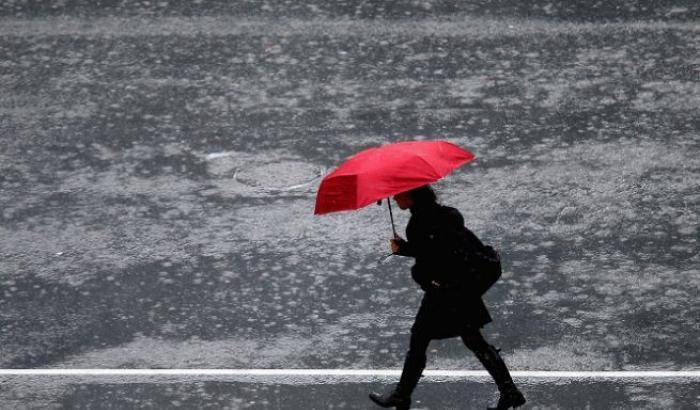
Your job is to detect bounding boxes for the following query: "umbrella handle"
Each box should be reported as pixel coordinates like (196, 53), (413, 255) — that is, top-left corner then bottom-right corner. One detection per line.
(387, 199), (398, 238)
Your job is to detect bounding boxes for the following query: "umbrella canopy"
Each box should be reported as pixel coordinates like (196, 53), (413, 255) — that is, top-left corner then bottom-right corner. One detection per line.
(314, 140), (475, 215)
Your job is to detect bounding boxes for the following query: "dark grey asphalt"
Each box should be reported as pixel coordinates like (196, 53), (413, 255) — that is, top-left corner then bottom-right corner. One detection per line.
(1, 0), (699, 21)
(2, 376), (700, 409)
(1, 0), (699, 408)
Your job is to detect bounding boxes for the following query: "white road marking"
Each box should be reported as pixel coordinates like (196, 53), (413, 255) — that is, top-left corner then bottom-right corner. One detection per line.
(1, 369), (699, 378)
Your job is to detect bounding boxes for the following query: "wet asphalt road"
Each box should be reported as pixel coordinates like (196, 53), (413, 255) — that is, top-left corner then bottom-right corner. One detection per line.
(2, 376), (700, 409)
(1, 0), (699, 408)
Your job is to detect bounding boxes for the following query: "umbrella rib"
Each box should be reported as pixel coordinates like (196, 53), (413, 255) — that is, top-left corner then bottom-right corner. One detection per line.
(363, 153), (442, 202)
(412, 154), (441, 180)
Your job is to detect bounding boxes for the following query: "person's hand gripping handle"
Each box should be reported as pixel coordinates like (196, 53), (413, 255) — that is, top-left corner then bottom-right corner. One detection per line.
(390, 234), (405, 254)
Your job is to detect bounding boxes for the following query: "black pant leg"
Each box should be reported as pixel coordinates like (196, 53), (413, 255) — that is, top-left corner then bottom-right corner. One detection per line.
(396, 318), (433, 396)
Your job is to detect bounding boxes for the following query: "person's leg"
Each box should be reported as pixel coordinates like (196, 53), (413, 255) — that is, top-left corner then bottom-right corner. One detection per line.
(460, 328), (512, 387)
(396, 327), (432, 396)
(460, 327), (525, 409)
(369, 328), (432, 408)
(370, 307), (433, 409)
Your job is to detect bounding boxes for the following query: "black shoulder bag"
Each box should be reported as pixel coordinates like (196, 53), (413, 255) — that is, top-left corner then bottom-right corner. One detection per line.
(459, 228), (502, 296)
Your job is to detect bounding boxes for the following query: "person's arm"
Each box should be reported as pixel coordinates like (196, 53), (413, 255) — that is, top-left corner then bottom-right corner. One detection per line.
(412, 208), (466, 258)
(392, 208), (467, 258)
(438, 208), (470, 255)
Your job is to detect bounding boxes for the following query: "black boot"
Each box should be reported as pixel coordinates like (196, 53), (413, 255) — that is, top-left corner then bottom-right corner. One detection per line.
(487, 382), (526, 410)
(368, 390), (411, 410)
(369, 351), (424, 409)
(471, 342), (525, 409)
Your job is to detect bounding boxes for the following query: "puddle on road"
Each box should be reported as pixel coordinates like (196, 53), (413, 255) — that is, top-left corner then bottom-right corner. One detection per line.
(202, 149), (325, 196)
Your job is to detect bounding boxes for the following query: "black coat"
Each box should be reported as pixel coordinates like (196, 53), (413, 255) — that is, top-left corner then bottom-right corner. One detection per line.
(394, 201), (492, 335)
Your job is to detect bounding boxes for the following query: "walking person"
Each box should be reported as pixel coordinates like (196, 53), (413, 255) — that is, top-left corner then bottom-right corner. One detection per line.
(369, 185), (526, 410)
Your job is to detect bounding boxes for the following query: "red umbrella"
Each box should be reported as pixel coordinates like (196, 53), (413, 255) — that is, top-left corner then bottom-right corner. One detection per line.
(314, 140), (475, 235)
